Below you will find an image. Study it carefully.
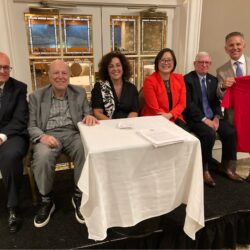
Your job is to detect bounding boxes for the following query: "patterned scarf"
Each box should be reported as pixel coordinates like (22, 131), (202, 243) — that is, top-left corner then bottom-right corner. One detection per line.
(100, 80), (115, 119)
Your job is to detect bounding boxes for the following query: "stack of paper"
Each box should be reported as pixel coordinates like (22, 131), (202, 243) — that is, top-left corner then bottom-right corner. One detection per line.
(137, 128), (184, 148)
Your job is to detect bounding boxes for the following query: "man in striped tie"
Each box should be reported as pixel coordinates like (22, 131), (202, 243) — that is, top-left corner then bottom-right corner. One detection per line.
(184, 52), (243, 187)
(216, 32), (250, 182)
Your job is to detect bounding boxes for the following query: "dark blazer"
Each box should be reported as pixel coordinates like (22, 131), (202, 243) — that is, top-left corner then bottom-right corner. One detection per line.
(0, 77), (28, 137)
(183, 71), (222, 124)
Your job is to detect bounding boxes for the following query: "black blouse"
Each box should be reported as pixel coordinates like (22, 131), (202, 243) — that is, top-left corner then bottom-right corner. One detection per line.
(91, 81), (139, 119)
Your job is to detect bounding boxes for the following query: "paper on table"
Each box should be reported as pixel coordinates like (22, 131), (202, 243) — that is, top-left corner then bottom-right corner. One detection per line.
(137, 128), (184, 148)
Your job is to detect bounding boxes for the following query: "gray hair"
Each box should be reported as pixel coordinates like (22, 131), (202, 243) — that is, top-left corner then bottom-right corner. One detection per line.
(195, 51), (211, 61)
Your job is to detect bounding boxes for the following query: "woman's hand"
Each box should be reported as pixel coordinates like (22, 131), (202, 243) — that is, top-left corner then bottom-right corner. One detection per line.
(158, 112), (173, 120)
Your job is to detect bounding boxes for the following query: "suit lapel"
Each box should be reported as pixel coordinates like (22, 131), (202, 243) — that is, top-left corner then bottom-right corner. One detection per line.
(194, 73), (203, 103)
(0, 81), (11, 121)
(67, 87), (78, 126)
(41, 88), (52, 130)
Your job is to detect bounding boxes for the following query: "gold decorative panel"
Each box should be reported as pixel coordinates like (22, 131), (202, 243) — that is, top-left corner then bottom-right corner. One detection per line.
(141, 18), (167, 54)
(128, 58), (138, 87)
(110, 16), (138, 54)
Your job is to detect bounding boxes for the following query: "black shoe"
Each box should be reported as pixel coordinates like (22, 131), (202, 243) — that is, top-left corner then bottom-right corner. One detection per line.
(72, 196), (85, 224)
(8, 207), (19, 233)
(34, 201), (55, 228)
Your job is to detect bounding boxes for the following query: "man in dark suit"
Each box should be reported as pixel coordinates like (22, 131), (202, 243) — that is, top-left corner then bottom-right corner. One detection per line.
(184, 52), (243, 187)
(0, 52), (29, 232)
(28, 59), (98, 228)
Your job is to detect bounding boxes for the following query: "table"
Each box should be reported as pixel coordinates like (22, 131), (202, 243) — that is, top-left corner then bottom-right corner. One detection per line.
(77, 116), (204, 241)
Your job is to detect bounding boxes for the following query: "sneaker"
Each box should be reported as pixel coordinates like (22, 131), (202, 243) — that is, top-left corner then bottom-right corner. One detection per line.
(34, 201), (55, 228)
(72, 196), (85, 224)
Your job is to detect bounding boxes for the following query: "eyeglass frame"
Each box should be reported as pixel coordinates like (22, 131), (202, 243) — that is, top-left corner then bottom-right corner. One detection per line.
(159, 59), (173, 64)
(0, 65), (13, 72)
(195, 61), (211, 65)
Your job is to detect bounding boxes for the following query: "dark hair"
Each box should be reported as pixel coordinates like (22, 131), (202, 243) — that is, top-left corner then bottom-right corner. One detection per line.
(98, 51), (131, 82)
(154, 48), (177, 72)
(225, 31), (244, 42)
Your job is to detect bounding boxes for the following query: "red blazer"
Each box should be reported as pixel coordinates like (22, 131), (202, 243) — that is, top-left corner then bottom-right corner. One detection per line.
(141, 71), (186, 122)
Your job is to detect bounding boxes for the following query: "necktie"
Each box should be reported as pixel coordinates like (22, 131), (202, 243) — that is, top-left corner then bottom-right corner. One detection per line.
(234, 61), (243, 77)
(201, 77), (213, 119)
(0, 88), (3, 109)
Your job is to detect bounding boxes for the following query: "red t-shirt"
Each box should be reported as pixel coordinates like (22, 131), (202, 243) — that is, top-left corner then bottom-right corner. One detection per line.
(221, 76), (250, 152)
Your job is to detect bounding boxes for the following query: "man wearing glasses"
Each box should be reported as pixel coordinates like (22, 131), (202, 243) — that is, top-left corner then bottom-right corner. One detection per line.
(0, 52), (29, 233)
(183, 52), (243, 187)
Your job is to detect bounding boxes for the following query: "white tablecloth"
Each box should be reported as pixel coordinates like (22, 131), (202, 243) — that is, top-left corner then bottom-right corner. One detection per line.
(77, 116), (204, 241)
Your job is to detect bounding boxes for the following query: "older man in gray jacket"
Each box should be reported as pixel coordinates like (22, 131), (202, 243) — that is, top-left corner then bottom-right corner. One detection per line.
(28, 59), (98, 228)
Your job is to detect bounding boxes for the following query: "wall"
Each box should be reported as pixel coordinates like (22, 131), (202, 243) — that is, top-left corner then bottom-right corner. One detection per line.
(199, 0), (250, 75)
(200, 0), (250, 159)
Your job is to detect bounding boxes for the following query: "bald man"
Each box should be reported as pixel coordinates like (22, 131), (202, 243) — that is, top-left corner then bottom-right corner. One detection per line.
(0, 52), (29, 233)
(28, 59), (98, 228)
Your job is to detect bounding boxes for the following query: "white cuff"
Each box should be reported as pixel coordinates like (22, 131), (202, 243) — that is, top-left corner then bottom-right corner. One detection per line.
(0, 133), (8, 142)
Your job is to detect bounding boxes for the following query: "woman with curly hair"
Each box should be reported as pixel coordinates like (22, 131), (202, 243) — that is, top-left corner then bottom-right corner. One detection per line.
(91, 51), (139, 120)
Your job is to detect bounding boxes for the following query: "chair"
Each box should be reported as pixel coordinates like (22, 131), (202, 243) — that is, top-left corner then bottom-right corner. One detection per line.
(138, 87), (145, 116)
(23, 144), (73, 205)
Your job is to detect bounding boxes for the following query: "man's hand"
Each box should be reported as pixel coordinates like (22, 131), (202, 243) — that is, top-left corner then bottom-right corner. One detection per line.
(203, 118), (216, 131)
(213, 117), (220, 131)
(222, 77), (235, 89)
(82, 115), (99, 126)
(40, 134), (61, 148)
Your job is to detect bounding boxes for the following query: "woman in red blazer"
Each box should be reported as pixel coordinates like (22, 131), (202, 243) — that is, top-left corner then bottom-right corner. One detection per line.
(141, 48), (188, 130)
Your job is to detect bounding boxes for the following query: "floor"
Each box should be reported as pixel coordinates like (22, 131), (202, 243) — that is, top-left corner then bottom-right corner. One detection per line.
(236, 157), (250, 250)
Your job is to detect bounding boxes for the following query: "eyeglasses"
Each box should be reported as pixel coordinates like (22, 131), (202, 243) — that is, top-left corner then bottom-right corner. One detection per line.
(0, 65), (13, 72)
(160, 59), (173, 64)
(196, 61), (211, 65)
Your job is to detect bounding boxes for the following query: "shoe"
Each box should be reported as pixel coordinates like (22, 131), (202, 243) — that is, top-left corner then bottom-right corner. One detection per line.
(218, 165), (243, 182)
(34, 201), (55, 228)
(225, 169), (243, 182)
(72, 196), (85, 224)
(218, 160), (244, 182)
(8, 207), (18, 233)
(203, 170), (216, 187)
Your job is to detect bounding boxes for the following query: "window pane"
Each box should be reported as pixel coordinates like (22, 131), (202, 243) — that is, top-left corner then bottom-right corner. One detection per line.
(25, 14), (59, 55)
(30, 60), (51, 90)
(141, 58), (155, 87)
(62, 15), (93, 55)
(68, 59), (94, 100)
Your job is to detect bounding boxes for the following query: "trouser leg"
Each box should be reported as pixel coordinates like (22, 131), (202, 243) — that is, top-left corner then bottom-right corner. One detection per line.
(217, 119), (237, 162)
(189, 122), (216, 169)
(0, 136), (28, 207)
(32, 142), (62, 196)
(62, 131), (85, 186)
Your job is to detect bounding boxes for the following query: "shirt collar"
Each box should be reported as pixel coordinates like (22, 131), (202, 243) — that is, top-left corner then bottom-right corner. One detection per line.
(231, 54), (245, 65)
(197, 73), (206, 81)
(0, 82), (5, 90)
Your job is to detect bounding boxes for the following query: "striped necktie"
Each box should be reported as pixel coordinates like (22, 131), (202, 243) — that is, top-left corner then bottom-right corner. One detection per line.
(201, 77), (213, 119)
(234, 61), (243, 77)
(0, 88), (3, 109)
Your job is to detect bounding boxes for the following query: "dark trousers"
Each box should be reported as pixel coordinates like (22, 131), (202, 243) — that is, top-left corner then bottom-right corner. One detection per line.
(189, 119), (236, 169)
(0, 136), (29, 207)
